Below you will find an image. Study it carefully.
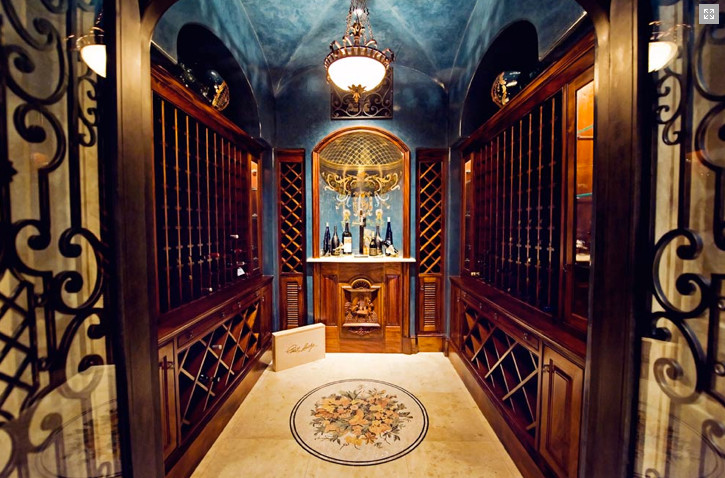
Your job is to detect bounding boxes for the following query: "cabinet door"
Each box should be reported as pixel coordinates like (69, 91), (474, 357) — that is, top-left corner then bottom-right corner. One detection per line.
(280, 275), (305, 329)
(158, 341), (178, 459)
(539, 347), (583, 478)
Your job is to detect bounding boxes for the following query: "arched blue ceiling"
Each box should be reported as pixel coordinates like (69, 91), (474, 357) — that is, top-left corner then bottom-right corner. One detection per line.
(239, 0), (476, 92)
(154, 0), (586, 144)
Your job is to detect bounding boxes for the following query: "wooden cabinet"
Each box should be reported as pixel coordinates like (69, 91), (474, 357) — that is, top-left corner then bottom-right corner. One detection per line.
(158, 277), (272, 474)
(449, 32), (594, 478)
(449, 278), (585, 478)
(151, 64), (272, 477)
(277, 149), (306, 329)
(311, 259), (412, 353)
(539, 347), (583, 478)
(151, 64), (264, 315)
(456, 34), (594, 334)
(158, 341), (178, 460)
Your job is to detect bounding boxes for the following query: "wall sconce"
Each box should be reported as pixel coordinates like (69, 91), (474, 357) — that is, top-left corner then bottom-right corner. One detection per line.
(648, 21), (689, 73)
(77, 26), (106, 77)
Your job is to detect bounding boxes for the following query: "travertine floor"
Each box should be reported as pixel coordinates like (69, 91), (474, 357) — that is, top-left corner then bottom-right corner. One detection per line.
(191, 353), (523, 478)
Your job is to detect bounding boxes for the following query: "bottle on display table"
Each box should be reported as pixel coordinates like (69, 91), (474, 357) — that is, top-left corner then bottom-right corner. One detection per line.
(369, 225), (379, 256)
(342, 221), (353, 255)
(331, 225), (341, 256)
(323, 222), (331, 256)
(358, 212), (366, 255)
(383, 217), (397, 256)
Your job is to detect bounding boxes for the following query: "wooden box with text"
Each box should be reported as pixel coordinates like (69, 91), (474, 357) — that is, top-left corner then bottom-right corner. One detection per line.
(272, 323), (326, 371)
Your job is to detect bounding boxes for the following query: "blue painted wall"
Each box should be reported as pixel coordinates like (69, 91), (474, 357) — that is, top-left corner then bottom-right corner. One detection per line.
(275, 65), (447, 328)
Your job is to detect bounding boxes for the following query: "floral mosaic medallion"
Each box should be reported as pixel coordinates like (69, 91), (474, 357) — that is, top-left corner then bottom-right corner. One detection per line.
(290, 379), (428, 466)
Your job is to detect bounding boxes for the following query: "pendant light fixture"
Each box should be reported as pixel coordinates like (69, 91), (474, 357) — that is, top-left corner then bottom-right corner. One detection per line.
(325, 0), (394, 103)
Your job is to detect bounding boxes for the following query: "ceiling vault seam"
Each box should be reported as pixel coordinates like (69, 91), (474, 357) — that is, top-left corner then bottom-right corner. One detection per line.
(273, 1), (340, 95)
(448, 0), (481, 89)
(378, 0), (439, 75)
(238, 0), (275, 94)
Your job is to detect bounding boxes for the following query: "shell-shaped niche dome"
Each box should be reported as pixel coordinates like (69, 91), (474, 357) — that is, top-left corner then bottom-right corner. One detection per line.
(319, 132), (403, 169)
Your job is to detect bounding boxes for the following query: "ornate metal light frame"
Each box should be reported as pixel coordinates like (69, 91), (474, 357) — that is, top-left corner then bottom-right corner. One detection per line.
(325, 0), (394, 103)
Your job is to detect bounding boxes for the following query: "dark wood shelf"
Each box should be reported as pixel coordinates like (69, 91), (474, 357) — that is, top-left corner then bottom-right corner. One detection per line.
(158, 275), (271, 343)
(452, 276), (585, 363)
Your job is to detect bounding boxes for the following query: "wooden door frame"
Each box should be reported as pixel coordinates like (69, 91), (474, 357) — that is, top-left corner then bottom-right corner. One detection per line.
(576, 1), (652, 477)
(112, 0), (649, 477)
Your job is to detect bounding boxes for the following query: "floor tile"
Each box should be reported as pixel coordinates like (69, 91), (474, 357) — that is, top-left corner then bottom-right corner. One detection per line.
(190, 353), (522, 478)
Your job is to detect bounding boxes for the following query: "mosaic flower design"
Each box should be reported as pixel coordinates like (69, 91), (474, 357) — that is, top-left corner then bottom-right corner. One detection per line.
(310, 386), (412, 449)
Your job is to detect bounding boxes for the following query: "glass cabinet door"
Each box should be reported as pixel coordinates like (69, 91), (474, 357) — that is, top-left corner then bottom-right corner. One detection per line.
(462, 155), (476, 275)
(565, 70), (594, 330)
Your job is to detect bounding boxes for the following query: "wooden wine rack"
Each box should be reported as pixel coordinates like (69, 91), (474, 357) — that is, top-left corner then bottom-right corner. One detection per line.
(458, 290), (540, 444)
(176, 299), (261, 440)
(277, 149), (306, 329)
(151, 65), (272, 476)
(152, 66), (263, 314)
(465, 92), (562, 314)
(416, 149), (446, 336)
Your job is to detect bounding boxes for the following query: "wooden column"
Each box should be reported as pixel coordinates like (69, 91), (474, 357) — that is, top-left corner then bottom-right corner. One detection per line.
(415, 149), (447, 351)
(276, 149), (307, 329)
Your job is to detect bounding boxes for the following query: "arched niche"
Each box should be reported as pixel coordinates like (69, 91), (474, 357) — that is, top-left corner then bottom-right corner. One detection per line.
(312, 127), (410, 258)
(175, 23), (261, 136)
(461, 20), (539, 136)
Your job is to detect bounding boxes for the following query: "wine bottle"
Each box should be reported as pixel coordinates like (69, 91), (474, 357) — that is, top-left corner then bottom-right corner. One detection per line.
(384, 217), (397, 256)
(369, 225), (379, 256)
(358, 213), (366, 255)
(342, 221), (353, 255)
(323, 222), (331, 256)
(331, 226), (340, 256)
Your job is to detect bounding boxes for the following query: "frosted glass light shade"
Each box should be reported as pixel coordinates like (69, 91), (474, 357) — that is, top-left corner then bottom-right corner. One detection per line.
(79, 43), (106, 77)
(648, 40), (677, 72)
(328, 55), (386, 92)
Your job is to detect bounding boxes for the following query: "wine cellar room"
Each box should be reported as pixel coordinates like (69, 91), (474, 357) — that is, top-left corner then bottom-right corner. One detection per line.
(1, 0), (724, 477)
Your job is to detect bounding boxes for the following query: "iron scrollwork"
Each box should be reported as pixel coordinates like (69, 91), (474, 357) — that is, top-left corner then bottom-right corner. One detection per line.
(646, 1), (725, 408)
(0, 0), (120, 477)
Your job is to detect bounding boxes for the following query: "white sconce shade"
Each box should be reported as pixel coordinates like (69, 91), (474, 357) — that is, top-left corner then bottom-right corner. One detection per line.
(77, 28), (106, 78)
(648, 40), (678, 72)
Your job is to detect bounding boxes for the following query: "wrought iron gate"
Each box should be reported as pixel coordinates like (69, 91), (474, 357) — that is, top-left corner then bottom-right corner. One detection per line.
(634, 0), (725, 476)
(0, 0), (123, 476)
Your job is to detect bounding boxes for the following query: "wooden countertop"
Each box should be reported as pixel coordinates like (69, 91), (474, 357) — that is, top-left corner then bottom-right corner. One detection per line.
(158, 275), (273, 343)
(451, 276), (586, 364)
(307, 256), (416, 263)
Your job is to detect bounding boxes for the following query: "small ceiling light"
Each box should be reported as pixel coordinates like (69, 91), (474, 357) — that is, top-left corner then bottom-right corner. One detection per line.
(648, 21), (688, 73)
(77, 26), (106, 77)
(325, 0), (394, 103)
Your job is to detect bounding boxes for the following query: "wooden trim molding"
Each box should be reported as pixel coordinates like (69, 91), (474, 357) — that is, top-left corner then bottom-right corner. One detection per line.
(151, 65), (263, 154)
